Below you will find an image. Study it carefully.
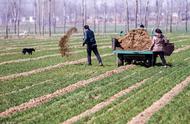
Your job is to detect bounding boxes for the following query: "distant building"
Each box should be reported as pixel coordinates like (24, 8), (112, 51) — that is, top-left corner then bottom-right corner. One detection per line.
(21, 16), (35, 23)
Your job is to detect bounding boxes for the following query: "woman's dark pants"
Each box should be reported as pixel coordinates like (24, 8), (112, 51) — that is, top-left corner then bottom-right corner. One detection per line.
(153, 51), (166, 66)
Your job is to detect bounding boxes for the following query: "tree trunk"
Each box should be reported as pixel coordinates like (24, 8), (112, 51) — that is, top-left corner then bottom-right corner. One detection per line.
(139, 0), (142, 24)
(156, 0), (159, 27)
(17, 0), (21, 37)
(135, 0), (138, 28)
(145, 0), (149, 28)
(185, 0), (188, 32)
(114, 0), (117, 33)
(103, 0), (107, 34)
(53, 0), (56, 34)
(170, 0), (173, 33)
(42, 0), (45, 36)
(5, 1), (10, 39)
(125, 0), (129, 32)
(63, 0), (66, 33)
(82, 0), (87, 28)
(34, 0), (37, 34)
(38, 0), (41, 34)
(93, 0), (97, 32)
(74, 7), (78, 28)
(97, 20), (100, 35)
(13, 1), (17, 34)
(48, 0), (52, 37)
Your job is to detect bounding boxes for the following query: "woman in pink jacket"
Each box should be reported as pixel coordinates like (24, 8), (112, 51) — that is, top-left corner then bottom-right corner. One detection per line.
(150, 28), (167, 67)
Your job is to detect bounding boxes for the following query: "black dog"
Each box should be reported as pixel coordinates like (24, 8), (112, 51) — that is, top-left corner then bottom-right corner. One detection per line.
(22, 48), (35, 55)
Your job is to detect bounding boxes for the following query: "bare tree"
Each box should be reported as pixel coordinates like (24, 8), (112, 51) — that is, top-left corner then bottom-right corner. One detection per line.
(52, 0), (56, 33)
(82, 0), (87, 27)
(139, 0), (142, 24)
(10, 0), (18, 34)
(48, 0), (52, 37)
(135, 0), (138, 28)
(74, 4), (78, 28)
(156, 0), (159, 27)
(114, 0), (117, 32)
(170, 0), (173, 33)
(63, 0), (66, 33)
(144, 0), (149, 28)
(38, 0), (41, 34)
(5, 0), (11, 39)
(155, 0), (163, 28)
(125, 0), (130, 32)
(103, 0), (107, 34)
(93, 0), (97, 32)
(17, 0), (21, 37)
(185, 0), (189, 32)
(165, 0), (170, 32)
(42, 0), (45, 36)
(34, 0), (37, 34)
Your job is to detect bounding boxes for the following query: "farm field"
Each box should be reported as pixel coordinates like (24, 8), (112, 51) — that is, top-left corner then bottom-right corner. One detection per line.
(0, 33), (190, 124)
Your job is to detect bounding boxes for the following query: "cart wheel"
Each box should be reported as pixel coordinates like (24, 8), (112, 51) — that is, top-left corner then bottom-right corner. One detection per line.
(144, 58), (152, 67)
(117, 54), (124, 67)
(126, 59), (132, 64)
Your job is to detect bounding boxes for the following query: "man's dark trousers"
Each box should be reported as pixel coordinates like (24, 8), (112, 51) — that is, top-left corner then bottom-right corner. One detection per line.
(87, 44), (102, 65)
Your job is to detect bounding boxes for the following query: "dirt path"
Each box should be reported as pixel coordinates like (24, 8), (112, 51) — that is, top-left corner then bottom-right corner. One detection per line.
(1, 41), (110, 51)
(0, 50), (83, 66)
(184, 57), (190, 61)
(0, 39), (110, 53)
(0, 54), (59, 65)
(62, 78), (149, 124)
(0, 52), (19, 56)
(127, 75), (190, 124)
(0, 42), (185, 67)
(0, 54), (111, 81)
(0, 80), (52, 97)
(0, 45), (111, 56)
(0, 46), (111, 66)
(0, 65), (134, 117)
(174, 45), (190, 53)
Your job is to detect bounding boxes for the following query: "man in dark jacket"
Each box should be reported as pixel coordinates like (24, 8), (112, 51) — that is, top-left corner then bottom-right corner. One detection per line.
(83, 25), (103, 66)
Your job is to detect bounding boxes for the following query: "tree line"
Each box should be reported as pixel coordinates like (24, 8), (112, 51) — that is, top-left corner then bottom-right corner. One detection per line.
(0, 0), (189, 38)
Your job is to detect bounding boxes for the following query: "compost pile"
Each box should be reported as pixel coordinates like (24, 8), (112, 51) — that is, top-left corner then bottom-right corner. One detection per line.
(117, 29), (152, 50)
(59, 27), (78, 57)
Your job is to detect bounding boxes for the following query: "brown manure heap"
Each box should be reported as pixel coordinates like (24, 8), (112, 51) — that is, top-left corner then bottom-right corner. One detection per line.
(59, 27), (78, 56)
(117, 29), (152, 50)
